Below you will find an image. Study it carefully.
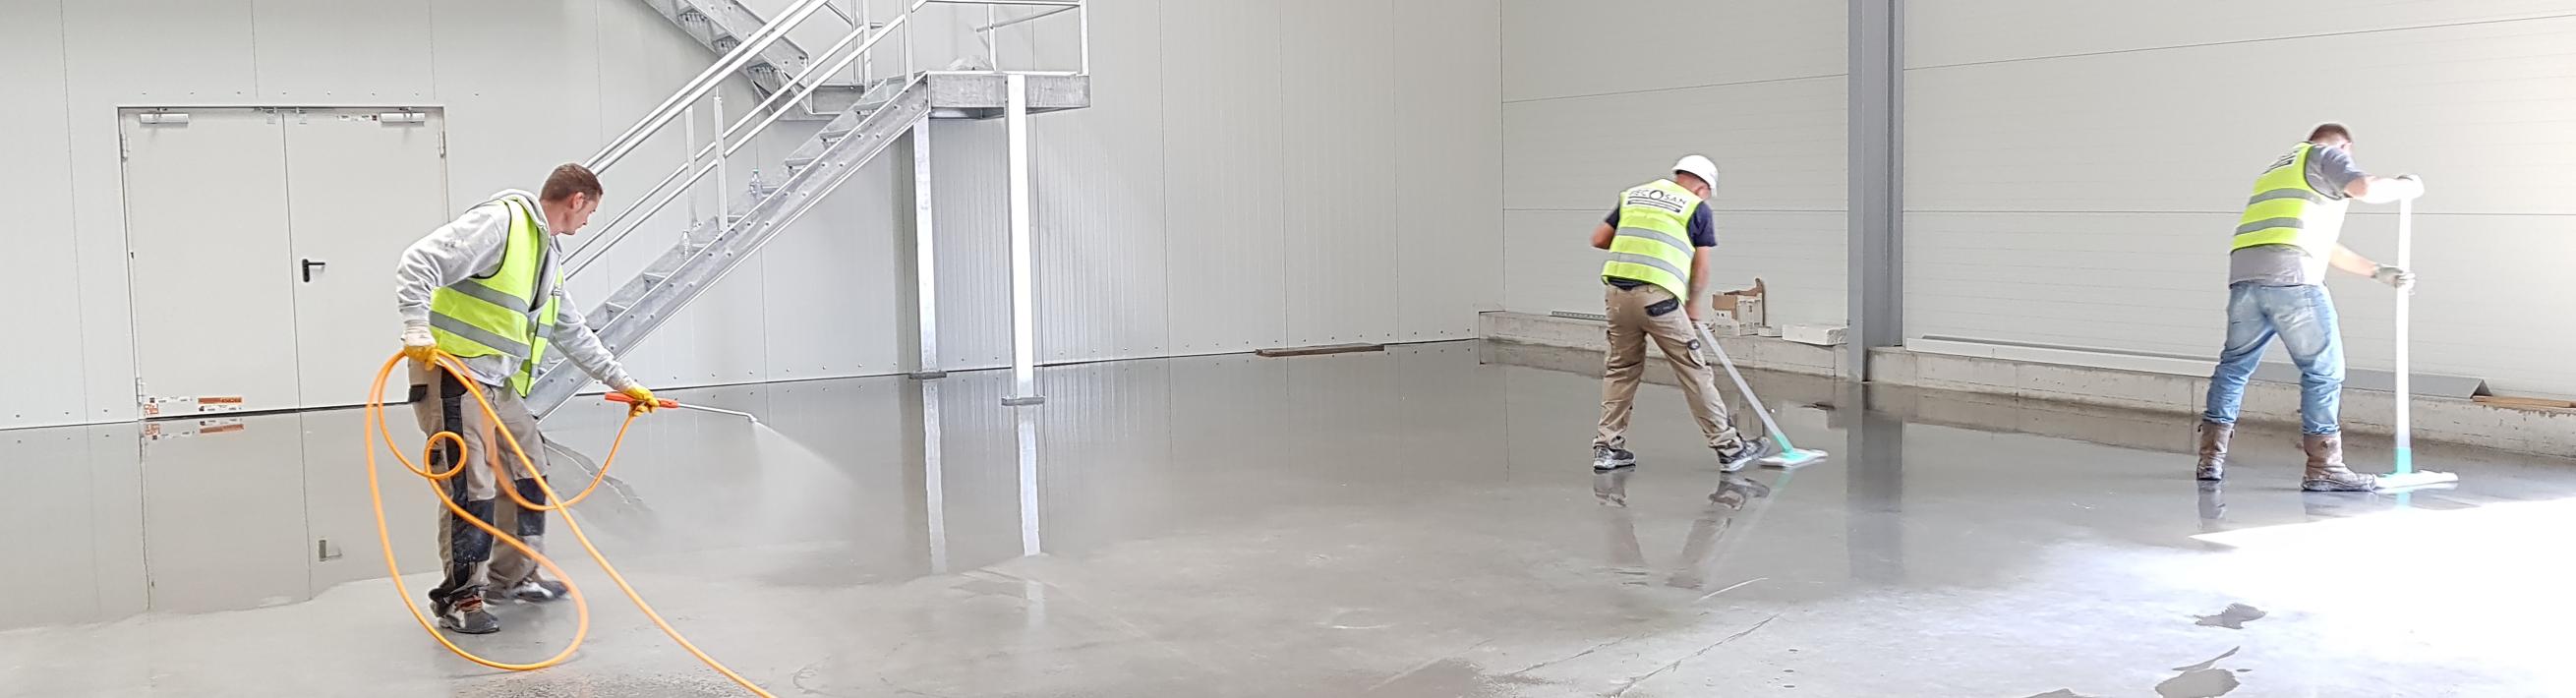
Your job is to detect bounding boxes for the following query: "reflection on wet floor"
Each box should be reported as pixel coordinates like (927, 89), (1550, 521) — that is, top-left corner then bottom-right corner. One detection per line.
(4, 340), (2576, 697)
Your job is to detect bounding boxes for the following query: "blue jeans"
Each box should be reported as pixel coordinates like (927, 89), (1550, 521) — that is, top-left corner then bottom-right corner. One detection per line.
(2201, 283), (2344, 435)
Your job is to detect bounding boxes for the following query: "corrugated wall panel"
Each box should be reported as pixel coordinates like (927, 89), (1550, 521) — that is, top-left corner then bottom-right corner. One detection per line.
(1501, 0), (1845, 103)
(1501, 72), (1848, 325)
(1280, 0), (1399, 347)
(0, 0), (87, 430)
(1036, 0), (1171, 364)
(1159, 0), (1290, 355)
(1905, 8), (2576, 396)
(1908, 0), (2576, 69)
(1396, 0), (1505, 341)
(14, 0), (1505, 429)
(930, 118), (1014, 372)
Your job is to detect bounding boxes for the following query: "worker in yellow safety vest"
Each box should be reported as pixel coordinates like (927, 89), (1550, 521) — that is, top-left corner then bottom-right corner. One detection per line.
(2195, 123), (2423, 491)
(392, 163), (661, 635)
(1589, 155), (1772, 474)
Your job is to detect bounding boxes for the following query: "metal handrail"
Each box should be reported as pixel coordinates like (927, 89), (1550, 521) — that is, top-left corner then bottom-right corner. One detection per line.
(565, 0), (1089, 281)
(585, 0), (838, 173)
(568, 10), (918, 276)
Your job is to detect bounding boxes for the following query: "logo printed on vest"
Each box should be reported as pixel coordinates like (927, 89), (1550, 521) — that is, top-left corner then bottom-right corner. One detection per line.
(2265, 151), (2298, 172)
(1624, 189), (1691, 214)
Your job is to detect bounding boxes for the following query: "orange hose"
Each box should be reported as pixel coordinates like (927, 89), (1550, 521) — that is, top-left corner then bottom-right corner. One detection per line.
(363, 351), (774, 696)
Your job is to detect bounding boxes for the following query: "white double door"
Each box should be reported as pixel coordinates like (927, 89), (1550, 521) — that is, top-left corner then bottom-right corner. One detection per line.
(121, 108), (449, 413)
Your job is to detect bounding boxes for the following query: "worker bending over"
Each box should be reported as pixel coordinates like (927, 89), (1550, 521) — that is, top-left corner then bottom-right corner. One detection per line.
(2195, 123), (2423, 491)
(1589, 156), (1773, 473)
(394, 163), (661, 634)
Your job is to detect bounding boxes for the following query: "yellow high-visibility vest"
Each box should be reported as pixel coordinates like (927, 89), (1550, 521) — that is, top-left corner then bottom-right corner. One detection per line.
(1601, 179), (1702, 300)
(428, 196), (560, 396)
(2231, 143), (2349, 259)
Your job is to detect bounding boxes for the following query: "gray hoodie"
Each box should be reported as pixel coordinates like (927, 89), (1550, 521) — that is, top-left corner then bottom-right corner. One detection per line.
(393, 190), (640, 392)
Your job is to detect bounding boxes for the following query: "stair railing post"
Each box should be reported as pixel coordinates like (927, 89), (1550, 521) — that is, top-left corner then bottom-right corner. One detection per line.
(714, 90), (729, 231)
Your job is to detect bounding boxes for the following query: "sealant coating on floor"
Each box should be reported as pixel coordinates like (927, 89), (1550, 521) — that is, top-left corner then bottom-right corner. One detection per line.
(4, 340), (2575, 696)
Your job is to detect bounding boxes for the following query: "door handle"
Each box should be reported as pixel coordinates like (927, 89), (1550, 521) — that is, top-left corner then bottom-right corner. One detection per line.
(301, 259), (327, 282)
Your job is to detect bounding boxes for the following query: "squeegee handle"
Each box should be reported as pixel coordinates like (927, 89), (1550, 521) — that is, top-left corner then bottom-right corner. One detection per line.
(1694, 320), (1798, 451)
(2393, 197), (2414, 474)
(604, 393), (680, 409)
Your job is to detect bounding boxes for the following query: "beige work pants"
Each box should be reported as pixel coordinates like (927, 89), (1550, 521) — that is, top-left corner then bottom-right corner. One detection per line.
(410, 364), (556, 602)
(1594, 283), (1744, 451)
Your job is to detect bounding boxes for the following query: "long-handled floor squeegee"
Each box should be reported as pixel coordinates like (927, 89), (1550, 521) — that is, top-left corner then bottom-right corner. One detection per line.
(2378, 196), (2458, 492)
(1693, 321), (1830, 468)
(607, 392), (761, 423)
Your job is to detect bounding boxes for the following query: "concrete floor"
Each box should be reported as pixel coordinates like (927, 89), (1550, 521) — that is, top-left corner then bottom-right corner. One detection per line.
(7, 340), (2576, 697)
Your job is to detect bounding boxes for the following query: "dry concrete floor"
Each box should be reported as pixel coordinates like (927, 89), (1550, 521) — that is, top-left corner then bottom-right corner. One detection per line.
(6, 340), (2576, 697)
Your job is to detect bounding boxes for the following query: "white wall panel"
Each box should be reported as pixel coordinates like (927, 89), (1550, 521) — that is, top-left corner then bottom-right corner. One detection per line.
(251, 0), (436, 101)
(1905, 9), (2576, 397)
(1908, 0), (2576, 69)
(0, 0), (87, 429)
(1505, 76), (1847, 212)
(14, 0), (1504, 429)
(1396, 0), (1504, 341)
(1280, 0), (1398, 347)
(1035, 0), (1171, 363)
(1159, 0), (1289, 355)
(930, 118), (1013, 371)
(1501, 0), (1844, 102)
(1906, 16), (2576, 215)
(1500, 74), (1848, 326)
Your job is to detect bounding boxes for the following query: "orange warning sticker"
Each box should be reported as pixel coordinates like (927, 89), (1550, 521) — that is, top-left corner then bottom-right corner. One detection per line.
(200, 423), (245, 436)
(198, 396), (245, 405)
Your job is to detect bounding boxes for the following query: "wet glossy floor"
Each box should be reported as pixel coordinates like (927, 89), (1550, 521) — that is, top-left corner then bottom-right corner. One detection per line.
(7, 341), (2576, 697)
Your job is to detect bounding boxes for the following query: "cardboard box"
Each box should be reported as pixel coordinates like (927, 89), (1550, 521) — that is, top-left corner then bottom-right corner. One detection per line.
(1707, 278), (1766, 328)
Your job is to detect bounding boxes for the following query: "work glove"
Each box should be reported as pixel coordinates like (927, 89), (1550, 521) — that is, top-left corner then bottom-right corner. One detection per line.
(2372, 264), (2416, 291)
(619, 385), (661, 416)
(401, 324), (437, 366)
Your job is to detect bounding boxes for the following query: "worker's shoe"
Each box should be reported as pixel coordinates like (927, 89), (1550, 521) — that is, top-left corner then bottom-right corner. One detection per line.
(1717, 437), (1777, 473)
(432, 590), (501, 634)
(2195, 420), (2233, 481)
(488, 579), (569, 604)
(1593, 445), (1638, 472)
(2299, 434), (2377, 493)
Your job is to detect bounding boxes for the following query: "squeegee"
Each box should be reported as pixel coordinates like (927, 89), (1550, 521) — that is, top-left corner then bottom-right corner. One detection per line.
(1694, 321), (1830, 468)
(2377, 195), (2458, 492)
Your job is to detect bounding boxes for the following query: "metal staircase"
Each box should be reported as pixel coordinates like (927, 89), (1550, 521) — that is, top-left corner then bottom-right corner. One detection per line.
(635, 0), (872, 119)
(525, 0), (1090, 414)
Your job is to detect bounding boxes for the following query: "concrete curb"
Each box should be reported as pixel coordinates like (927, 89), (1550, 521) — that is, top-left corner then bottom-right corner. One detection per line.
(1481, 311), (2575, 457)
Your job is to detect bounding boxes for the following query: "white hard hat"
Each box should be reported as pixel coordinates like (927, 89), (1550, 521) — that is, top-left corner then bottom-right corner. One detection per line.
(1672, 155), (1720, 189)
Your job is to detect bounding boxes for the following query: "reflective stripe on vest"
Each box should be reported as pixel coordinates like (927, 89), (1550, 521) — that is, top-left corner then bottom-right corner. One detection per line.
(1601, 179), (1702, 300)
(428, 197), (560, 395)
(2230, 143), (2348, 259)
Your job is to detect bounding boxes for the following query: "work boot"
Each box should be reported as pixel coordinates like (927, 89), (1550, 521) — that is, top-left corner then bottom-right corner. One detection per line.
(2195, 421), (2233, 481)
(432, 590), (501, 634)
(488, 579), (569, 604)
(2299, 434), (2377, 493)
(1717, 437), (1777, 473)
(1593, 445), (1637, 472)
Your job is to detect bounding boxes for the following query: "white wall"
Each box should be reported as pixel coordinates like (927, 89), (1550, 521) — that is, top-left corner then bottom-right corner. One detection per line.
(1499, 0), (1847, 326)
(0, 0), (1502, 430)
(1904, 1), (2576, 397)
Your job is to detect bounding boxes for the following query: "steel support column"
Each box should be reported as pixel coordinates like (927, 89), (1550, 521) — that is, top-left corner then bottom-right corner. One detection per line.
(1847, 0), (1903, 380)
(909, 117), (947, 379)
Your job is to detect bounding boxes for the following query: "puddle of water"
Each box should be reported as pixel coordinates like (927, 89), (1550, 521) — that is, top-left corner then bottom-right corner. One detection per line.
(2194, 603), (2267, 629)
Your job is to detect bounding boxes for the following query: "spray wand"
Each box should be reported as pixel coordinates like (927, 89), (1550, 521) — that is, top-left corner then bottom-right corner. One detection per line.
(606, 392), (761, 424)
